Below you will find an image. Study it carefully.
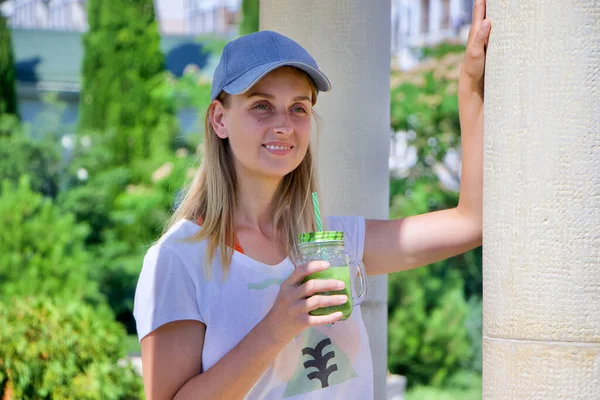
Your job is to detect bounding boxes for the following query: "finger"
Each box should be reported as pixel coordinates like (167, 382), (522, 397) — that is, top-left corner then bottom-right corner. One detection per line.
(306, 312), (344, 326)
(285, 261), (329, 286)
(467, 0), (486, 43)
(472, 0), (486, 24)
(482, 19), (492, 48)
(303, 294), (348, 313)
(472, 19), (491, 53)
(296, 278), (345, 298)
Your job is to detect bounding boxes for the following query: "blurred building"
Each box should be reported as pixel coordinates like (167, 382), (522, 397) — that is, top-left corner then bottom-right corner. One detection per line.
(4, 1), (472, 54)
(3, 0), (474, 135)
(392, 0), (473, 69)
(2, 0), (87, 30)
(3, 0), (240, 35)
(183, 0), (239, 36)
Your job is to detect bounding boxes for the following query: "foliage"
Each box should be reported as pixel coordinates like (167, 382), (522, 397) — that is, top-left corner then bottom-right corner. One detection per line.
(0, 176), (101, 303)
(418, 42), (466, 61)
(464, 297), (482, 373)
(388, 265), (472, 386)
(58, 130), (131, 245)
(239, 0), (260, 36)
(79, 0), (178, 163)
(0, 15), (19, 121)
(0, 296), (143, 400)
(0, 120), (61, 198)
(390, 52), (464, 166)
(96, 153), (197, 332)
(387, 43), (482, 387)
(197, 34), (229, 59)
(61, 60), (210, 331)
(56, 123), (198, 332)
(405, 370), (482, 400)
(152, 68), (212, 137)
(28, 92), (76, 141)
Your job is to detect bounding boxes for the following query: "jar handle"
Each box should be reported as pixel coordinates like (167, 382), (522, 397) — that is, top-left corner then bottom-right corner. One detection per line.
(349, 259), (367, 307)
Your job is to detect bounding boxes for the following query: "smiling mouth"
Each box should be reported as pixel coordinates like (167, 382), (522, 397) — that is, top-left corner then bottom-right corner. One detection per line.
(263, 145), (294, 151)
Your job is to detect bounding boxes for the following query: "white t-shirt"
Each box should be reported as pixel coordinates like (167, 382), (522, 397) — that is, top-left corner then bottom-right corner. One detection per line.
(134, 216), (374, 399)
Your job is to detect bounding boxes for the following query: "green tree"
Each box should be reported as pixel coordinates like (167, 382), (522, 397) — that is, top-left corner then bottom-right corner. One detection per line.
(239, 0), (260, 35)
(0, 14), (19, 122)
(79, 0), (177, 163)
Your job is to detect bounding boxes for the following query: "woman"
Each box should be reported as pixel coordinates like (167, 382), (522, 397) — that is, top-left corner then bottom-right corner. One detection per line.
(134, 2), (492, 398)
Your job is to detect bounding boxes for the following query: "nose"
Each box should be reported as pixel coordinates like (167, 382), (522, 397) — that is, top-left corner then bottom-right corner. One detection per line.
(273, 111), (293, 136)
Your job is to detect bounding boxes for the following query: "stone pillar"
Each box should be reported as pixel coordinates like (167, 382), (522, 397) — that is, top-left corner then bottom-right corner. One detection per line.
(260, 1), (391, 399)
(483, 1), (600, 399)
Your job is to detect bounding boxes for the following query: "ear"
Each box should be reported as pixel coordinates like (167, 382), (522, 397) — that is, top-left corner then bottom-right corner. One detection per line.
(209, 100), (228, 139)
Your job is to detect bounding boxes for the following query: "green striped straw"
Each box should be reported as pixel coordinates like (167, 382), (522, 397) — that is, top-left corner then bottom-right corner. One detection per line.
(312, 192), (323, 232)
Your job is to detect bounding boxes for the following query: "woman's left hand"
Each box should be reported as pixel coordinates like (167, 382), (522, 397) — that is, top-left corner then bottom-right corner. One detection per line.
(459, 0), (491, 99)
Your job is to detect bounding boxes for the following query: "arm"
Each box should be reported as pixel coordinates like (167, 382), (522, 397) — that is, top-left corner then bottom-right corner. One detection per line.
(140, 261), (348, 400)
(141, 319), (286, 400)
(363, 0), (491, 276)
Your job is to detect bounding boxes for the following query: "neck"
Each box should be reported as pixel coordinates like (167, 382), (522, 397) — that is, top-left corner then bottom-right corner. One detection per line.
(235, 171), (282, 235)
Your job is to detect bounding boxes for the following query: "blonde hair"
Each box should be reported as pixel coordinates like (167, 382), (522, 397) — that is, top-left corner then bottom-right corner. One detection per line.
(165, 73), (321, 278)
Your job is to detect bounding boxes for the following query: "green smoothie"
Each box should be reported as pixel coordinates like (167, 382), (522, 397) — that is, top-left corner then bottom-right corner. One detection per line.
(302, 265), (353, 320)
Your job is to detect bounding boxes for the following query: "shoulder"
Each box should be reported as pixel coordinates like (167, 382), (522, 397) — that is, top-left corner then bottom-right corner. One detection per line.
(148, 219), (205, 262)
(157, 218), (203, 248)
(139, 219), (207, 286)
(134, 219), (208, 340)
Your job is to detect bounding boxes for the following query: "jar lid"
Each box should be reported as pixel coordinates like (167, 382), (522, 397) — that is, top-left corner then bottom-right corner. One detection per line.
(298, 231), (344, 243)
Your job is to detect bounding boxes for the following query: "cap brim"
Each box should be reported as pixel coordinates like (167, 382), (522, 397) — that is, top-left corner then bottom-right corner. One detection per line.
(221, 61), (331, 98)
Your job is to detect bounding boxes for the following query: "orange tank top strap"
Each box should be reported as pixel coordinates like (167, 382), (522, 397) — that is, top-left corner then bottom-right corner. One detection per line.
(196, 216), (245, 254)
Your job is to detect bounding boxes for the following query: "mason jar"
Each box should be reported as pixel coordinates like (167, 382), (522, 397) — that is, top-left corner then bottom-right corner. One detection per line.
(297, 231), (367, 320)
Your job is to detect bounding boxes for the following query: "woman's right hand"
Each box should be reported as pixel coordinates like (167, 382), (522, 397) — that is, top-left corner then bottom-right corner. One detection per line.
(263, 261), (347, 345)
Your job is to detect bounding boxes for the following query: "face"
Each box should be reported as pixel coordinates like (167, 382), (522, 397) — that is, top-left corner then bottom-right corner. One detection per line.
(210, 67), (315, 182)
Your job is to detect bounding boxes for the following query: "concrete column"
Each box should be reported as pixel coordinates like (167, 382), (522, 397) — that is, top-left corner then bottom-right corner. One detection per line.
(260, 2), (391, 399)
(483, 1), (600, 398)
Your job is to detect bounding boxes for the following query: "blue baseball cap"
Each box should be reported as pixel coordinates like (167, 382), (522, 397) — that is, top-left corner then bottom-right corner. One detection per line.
(210, 30), (331, 101)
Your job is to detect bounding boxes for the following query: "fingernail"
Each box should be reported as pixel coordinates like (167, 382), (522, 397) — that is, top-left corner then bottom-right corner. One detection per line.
(341, 295), (348, 303)
(481, 20), (489, 31)
(336, 280), (345, 289)
(321, 261), (330, 268)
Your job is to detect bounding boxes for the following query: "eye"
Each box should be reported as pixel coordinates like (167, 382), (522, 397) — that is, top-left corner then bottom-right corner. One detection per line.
(253, 103), (272, 111)
(291, 105), (308, 114)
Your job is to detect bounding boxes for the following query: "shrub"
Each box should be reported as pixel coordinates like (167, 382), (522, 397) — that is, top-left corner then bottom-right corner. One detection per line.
(0, 296), (143, 400)
(0, 122), (61, 198)
(98, 154), (197, 332)
(0, 176), (99, 303)
(388, 264), (472, 386)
